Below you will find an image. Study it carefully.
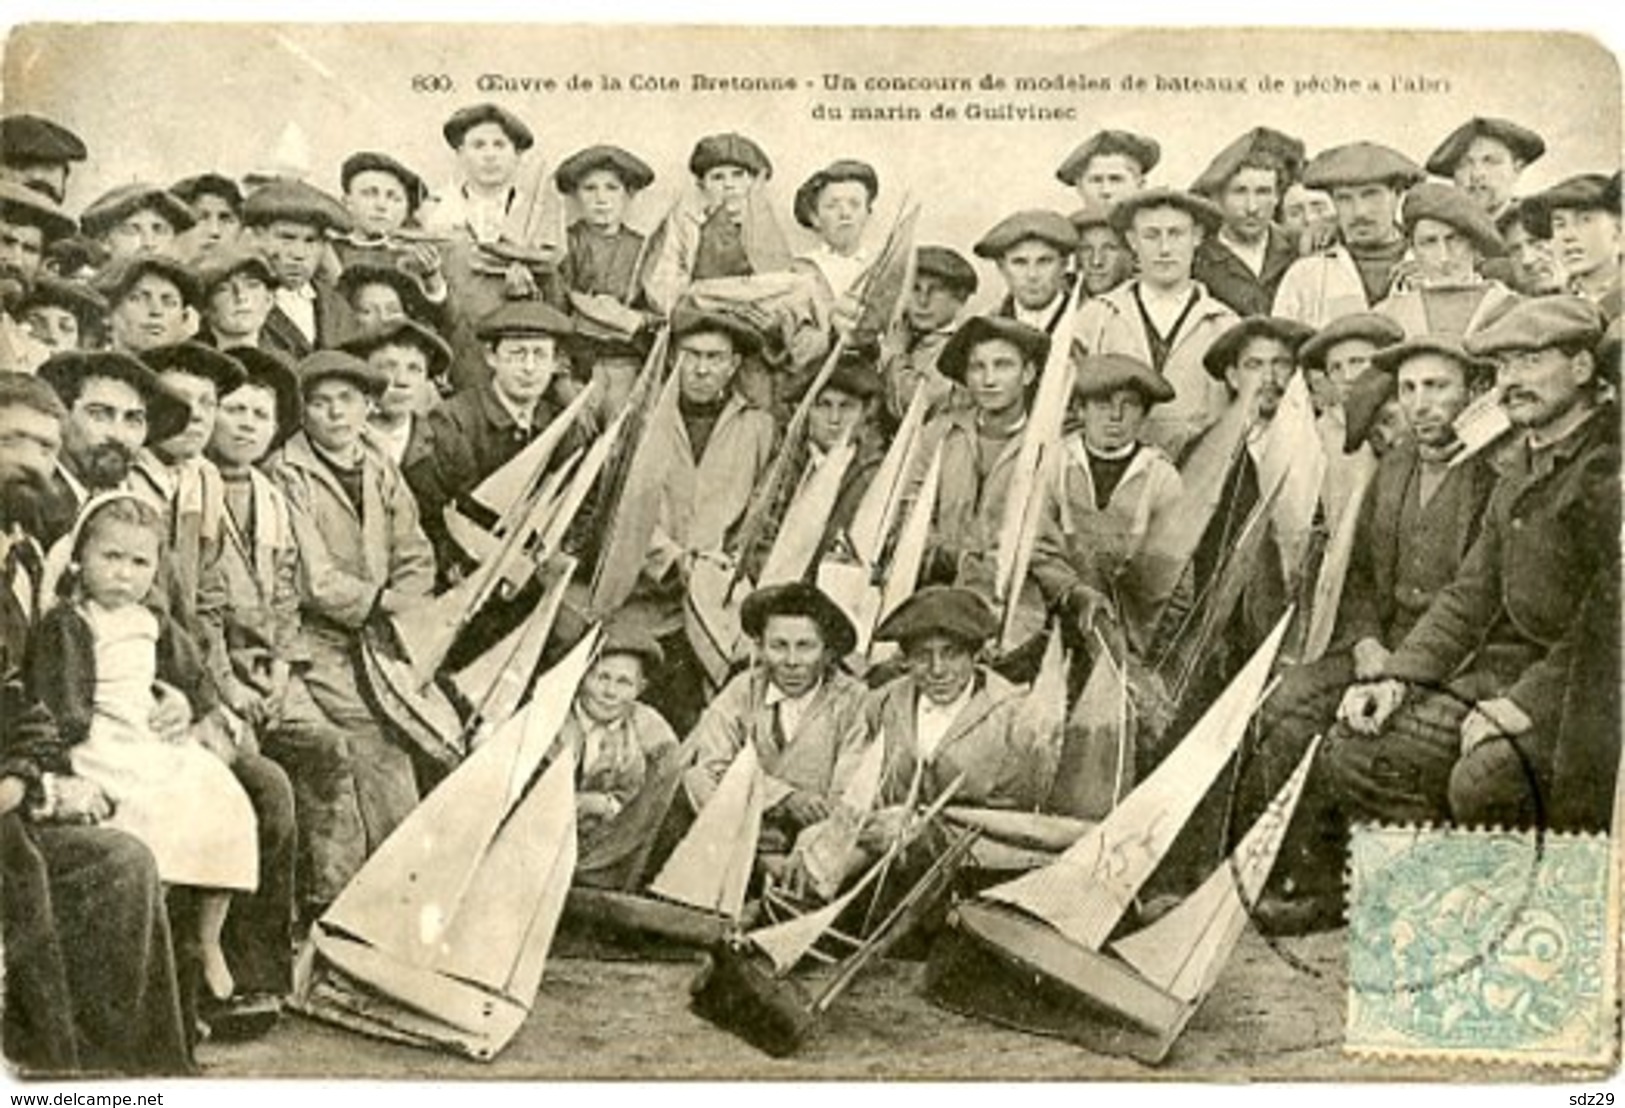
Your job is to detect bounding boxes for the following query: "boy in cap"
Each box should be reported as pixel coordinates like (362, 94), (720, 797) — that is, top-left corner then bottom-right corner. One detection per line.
(974, 210), (1077, 336)
(197, 247), (277, 352)
(1495, 200), (1566, 297)
(1522, 172), (1622, 322)
(17, 275), (106, 355)
(0, 113), (86, 204)
(1070, 205), (1133, 300)
(1273, 142), (1424, 326)
(267, 350), (435, 875)
(332, 151), (448, 320)
(2, 182), (77, 373)
(1190, 127), (1304, 317)
(791, 159), (879, 323)
(242, 180), (356, 362)
(96, 255), (201, 355)
(878, 244), (977, 426)
(80, 184), (197, 263)
(1425, 117), (1545, 220)
(347, 318), (448, 469)
(171, 174), (245, 263)
(1374, 181), (1518, 339)
(420, 103), (535, 247)
(1073, 188), (1239, 459)
(1054, 129), (1160, 208)
(1297, 312), (1407, 520)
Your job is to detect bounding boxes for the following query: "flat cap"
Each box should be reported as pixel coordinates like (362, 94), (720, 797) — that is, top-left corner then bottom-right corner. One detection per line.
(1518, 173), (1621, 239)
(793, 160), (879, 229)
(80, 183), (197, 238)
(195, 246), (276, 297)
(874, 585), (998, 647)
(973, 209), (1079, 259)
(226, 346), (302, 444)
(553, 145), (655, 194)
(342, 317), (454, 380)
(1070, 350), (1174, 405)
(740, 581), (858, 658)
(688, 133), (772, 180)
(1342, 366), (1399, 454)
(670, 300), (764, 355)
(92, 254), (202, 309)
(474, 300), (575, 343)
(334, 261), (431, 317)
(37, 349), (191, 443)
(340, 151), (428, 212)
(820, 349), (883, 401)
(937, 316), (1050, 384)
(0, 179), (76, 242)
(914, 245), (978, 296)
(1425, 117), (1546, 178)
(1109, 188), (1226, 237)
(1067, 204), (1120, 235)
(171, 172), (244, 213)
(1370, 335), (1495, 378)
(1301, 142), (1425, 191)
(596, 620), (666, 671)
(17, 274), (107, 326)
(0, 114), (86, 165)
(1298, 312), (1405, 371)
(443, 103), (534, 152)
(1401, 182), (1506, 256)
(1465, 295), (1606, 357)
(296, 349), (387, 398)
(1055, 130), (1160, 186)
(1190, 126), (1306, 197)
(241, 179), (352, 233)
(1202, 315), (1315, 380)
(141, 341), (248, 396)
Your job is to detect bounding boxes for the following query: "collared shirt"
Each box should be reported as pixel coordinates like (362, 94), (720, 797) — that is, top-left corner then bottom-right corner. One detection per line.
(368, 415), (415, 466)
(274, 284), (318, 346)
(1014, 293), (1065, 333)
(1217, 229), (1269, 279)
(570, 700), (626, 781)
(801, 243), (871, 299)
(490, 386), (535, 436)
(764, 677), (823, 744)
(915, 680), (975, 764)
(463, 184), (516, 245)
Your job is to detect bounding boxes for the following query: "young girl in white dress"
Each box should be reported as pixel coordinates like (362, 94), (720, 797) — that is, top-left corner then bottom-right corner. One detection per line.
(27, 491), (259, 1002)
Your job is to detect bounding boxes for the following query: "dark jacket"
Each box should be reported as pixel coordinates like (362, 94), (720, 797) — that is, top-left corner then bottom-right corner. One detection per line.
(260, 278), (356, 363)
(1192, 229), (1298, 319)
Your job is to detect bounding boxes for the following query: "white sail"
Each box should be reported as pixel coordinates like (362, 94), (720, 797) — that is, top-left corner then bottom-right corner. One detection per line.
(648, 741), (764, 918)
(870, 440), (944, 662)
(450, 556), (575, 733)
(457, 380), (600, 533)
(758, 439), (858, 587)
(1110, 736), (1322, 1002)
(792, 733), (889, 901)
(1302, 463), (1375, 664)
(848, 390), (929, 567)
(983, 611), (1292, 950)
(1255, 373), (1327, 586)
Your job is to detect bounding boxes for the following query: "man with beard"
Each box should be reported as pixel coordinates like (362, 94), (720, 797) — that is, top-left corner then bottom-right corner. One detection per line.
(1274, 142), (1424, 326)
(2, 181), (76, 373)
(877, 245), (977, 427)
(1376, 182), (1519, 339)
(242, 179), (357, 361)
(1054, 129), (1160, 209)
(79, 183), (197, 264)
(96, 254), (202, 355)
(1424, 116), (1546, 221)
(1521, 172), (1622, 323)
(1190, 127), (1305, 317)
(0, 370), (191, 1076)
(1496, 200), (1567, 297)
(0, 114), (87, 205)
(1069, 206), (1133, 300)
(197, 247), (278, 352)
(974, 210), (1078, 336)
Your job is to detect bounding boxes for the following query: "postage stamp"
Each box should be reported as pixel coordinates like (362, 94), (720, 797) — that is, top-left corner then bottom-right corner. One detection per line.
(1346, 824), (1619, 1067)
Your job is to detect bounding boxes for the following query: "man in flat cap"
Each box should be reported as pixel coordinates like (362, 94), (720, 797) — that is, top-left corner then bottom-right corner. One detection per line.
(1425, 116), (1545, 221)
(1074, 189), (1239, 459)
(684, 581), (869, 861)
(1522, 173), (1622, 322)
(1375, 181), (1518, 339)
(1495, 200), (1566, 298)
(80, 183), (196, 264)
(196, 247), (277, 352)
(1297, 312), (1407, 521)
(348, 317), (449, 470)
(1252, 334), (1498, 932)
(1274, 142), (1424, 326)
(1329, 296), (1616, 833)
(172, 173), (245, 263)
(1055, 129), (1160, 209)
(1191, 127), (1305, 318)
(243, 180), (357, 362)
(0, 113), (87, 205)
(878, 245), (977, 428)
(96, 255), (202, 356)
(1070, 205), (1133, 300)
(1, 181), (77, 373)
(974, 210), (1078, 336)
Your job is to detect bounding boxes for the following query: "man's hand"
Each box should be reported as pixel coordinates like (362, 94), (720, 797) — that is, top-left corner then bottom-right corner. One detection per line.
(150, 681), (193, 744)
(52, 776), (114, 824)
(1351, 638), (1393, 682)
(1064, 583), (1111, 639)
(577, 793), (623, 821)
(1337, 678), (1406, 736)
(1460, 697), (1533, 756)
(778, 790), (831, 829)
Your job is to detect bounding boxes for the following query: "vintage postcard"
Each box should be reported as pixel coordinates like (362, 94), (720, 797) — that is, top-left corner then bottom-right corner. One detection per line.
(0, 18), (1619, 1092)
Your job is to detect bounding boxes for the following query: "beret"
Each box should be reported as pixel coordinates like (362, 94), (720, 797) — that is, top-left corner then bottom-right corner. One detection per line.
(17, 274), (107, 325)
(553, 145), (655, 194)
(1425, 117), (1546, 178)
(340, 151), (428, 212)
(1055, 130), (1160, 187)
(475, 299), (575, 342)
(334, 261), (431, 317)
(914, 245), (978, 296)
(295, 349), (388, 398)
(224, 346), (301, 444)
(740, 581), (858, 658)
(442, 103), (534, 152)
(1202, 315), (1315, 380)
(241, 179), (352, 234)
(1301, 143), (1425, 191)
(195, 246), (276, 297)
(973, 209), (1079, 259)
(1067, 203), (1120, 235)
(92, 254), (202, 309)
(1401, 182), (1506, 257)
(937, 316), (1050, 384)
(596, 620), (665, 671)
(342, 317), (454, 380)
(873, 585), (998, 647)
(793, 160), (879, 229)
(820, 349), (883, 401)
(1108, 188), (1225, 237)
(670, 300), (764, 355)
(37, 349), (191, 443)
(1518, 173), (1621, 239)
(0, 114), (87, 165)
(1190, 126), (1307, 197)
(171, 172), (244, 213)
(1341, 365), (1399, 454)
(1370, 335), (1495, 378)
(689, 133), (772, 180)
(140, 340), (248, 396)
(1298, 312), (1405, 371)
(1464, 295), (1606, 358)
(80, 183), (197, 238)
(1070, 350), (1174, 405)
(0, 180), (76, 242)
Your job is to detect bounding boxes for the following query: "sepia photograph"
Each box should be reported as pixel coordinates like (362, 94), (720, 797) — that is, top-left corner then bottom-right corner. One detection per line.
(0, 13), (1620, 1091)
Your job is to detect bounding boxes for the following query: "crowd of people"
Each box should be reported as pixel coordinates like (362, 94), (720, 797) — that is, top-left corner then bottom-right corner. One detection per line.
(0, 99), (1619, 1076)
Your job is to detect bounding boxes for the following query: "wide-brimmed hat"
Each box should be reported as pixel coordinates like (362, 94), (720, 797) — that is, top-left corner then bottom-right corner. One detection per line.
(37, 349), (191, 443)
(342, 317), (454, 380)
(140, 341), (248, 396)
(1425, 117), (1546, 178)
(1202, 315), (1315, 380)
(225, 346), (301, 446)
(793, 160), (879, 228)
(1055, 129), (1160, 187)
(1298, 312), (1406, 371)
(937, 316), (1050, 384)
(1071, 350), (1174, 405)
(740, 581), (858, 658)
(442, 103), (534, 152)
(873, 585), (998, 648)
